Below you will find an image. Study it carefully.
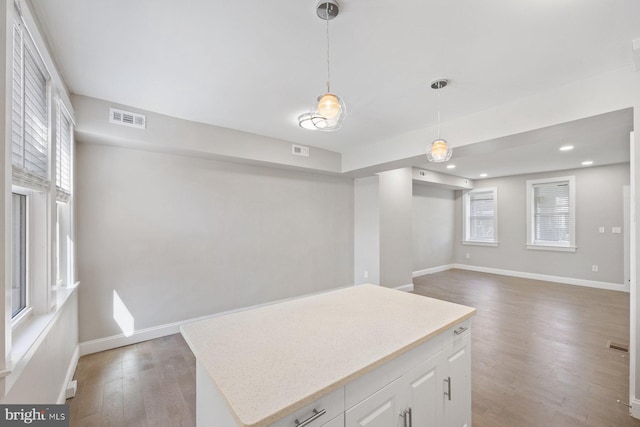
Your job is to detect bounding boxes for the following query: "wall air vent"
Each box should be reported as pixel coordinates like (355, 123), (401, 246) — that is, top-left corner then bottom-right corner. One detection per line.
(292, 144), (310, 157)
(109, 108), (146, 129)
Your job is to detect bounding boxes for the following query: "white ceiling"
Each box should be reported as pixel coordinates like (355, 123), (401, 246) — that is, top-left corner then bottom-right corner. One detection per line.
(31, 0), (639, 163)
(419, 108), (633, 180)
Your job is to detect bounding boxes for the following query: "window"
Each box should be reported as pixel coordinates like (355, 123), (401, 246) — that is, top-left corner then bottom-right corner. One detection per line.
(11, 193), (27, 318)
(11, 22), (50, 190)
(55, 103), (73, 286)
(463, 188), (498, 246)
(56, 103), (72, 201)
(10, 19), (52, 317)
(526, 176), (576, 251)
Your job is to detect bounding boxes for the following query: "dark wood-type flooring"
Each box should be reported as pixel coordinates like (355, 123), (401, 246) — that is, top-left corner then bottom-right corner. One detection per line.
(68, 269), (640, 426)
(414, 269), (640, 427)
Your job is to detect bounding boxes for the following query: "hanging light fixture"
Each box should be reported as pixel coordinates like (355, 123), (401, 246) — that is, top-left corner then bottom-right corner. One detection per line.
(297, 0), (346, 131)
(427, 79), (452, 162)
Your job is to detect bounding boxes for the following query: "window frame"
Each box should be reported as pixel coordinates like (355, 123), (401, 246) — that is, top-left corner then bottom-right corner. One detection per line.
(463, 187), (499, 247)
(526, 176), (576, 252)
(11, 192), (30, 326)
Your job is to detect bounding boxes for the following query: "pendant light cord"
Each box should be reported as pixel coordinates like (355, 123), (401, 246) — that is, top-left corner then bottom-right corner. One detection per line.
(325, 3), (331, 93)
(436, 86), (441, 139)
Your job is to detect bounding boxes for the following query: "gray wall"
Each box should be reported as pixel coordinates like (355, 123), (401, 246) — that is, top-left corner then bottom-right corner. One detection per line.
(76, 143), (354, 342)
(354, 176), (380, 285)
(412, 183), (456, 272)
(379, 168), (413, 288)
(453, 163), (630, 285)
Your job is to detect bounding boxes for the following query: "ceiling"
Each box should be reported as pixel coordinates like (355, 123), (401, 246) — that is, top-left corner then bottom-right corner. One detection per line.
(31, 0), (639, 170)
(420, 108), (633, 180)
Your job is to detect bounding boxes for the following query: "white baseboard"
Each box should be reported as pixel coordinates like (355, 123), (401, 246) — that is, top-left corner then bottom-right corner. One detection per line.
(413, 265), (454, 278)
(452, 263), (629, 292)
(57, 345), (79, 404)
(394, 283), (414, 292)
(631, 398), (640, 419)
(79, 321), (184, 356)
(80, 284), (355, 356)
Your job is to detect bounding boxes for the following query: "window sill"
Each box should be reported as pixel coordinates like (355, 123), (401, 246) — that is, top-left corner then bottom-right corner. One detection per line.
(462, 241), (499, 247)
(0, 283), (79, 380)
(526, 244), (577, 252)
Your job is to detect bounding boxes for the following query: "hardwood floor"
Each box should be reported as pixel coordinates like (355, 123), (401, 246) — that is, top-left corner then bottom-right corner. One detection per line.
(414, 269), (640, 427)
(67, 334), (196, 427)
(68, 270), (640, 426)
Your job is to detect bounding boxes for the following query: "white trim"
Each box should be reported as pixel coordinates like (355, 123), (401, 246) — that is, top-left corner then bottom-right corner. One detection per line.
(631, 398), (640, 419)
(453, 264), (628, 292)
(394, 284), (414, 292)
(412, 264), (455, 278)
(526, 244), (577, 252)
(630, 130), (637, 412)
(462, 241), (499, 247)
(56, 345), (79, 404)
(80, 284), (354, 356)
(526, 175), (576, 249)
(463, 187), (498, 244)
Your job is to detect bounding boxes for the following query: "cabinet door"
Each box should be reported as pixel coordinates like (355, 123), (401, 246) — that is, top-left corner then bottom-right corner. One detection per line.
(442, 335), (471, 427)
(345, 377), (406, 427)
(404, 353), (441, 427)
(322, 414), (344, 427)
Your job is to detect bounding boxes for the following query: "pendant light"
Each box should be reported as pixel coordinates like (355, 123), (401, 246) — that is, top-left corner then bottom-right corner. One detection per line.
(427, 79), (452, 162)
(297, 0), (346, 131)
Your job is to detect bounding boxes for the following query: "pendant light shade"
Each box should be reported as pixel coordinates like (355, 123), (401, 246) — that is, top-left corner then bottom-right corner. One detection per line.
(298, 1), (346, 131)
(427, 138), (452, 162)
(427, 79), (452, 163)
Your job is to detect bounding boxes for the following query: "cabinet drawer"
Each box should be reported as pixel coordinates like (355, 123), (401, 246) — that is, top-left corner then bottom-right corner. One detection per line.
(270, 387), (344, 427)
(345, 333), (443, 409)
(445, 318), (471, 344)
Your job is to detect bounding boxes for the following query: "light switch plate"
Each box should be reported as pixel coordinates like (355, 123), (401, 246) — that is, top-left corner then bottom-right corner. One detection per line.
(612, 227), (622, 234)
(598, 227), (605, 233)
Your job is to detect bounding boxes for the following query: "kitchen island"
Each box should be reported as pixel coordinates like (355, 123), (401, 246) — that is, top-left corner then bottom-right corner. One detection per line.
(180, 284), (476, 427)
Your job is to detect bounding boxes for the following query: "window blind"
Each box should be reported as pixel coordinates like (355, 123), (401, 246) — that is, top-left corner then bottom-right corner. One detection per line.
(56, 105), (72, 202)
(468, 191), (495, 241)
(12, 24), (49, 190)
(533, 181), (570, 244)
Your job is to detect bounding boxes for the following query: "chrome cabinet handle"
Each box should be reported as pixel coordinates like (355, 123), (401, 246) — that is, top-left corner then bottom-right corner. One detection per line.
(444, 376), (452, 401)
(454, 326), (468, 335)
(294, 408), (326, 427)
(400, 408), (412, 427)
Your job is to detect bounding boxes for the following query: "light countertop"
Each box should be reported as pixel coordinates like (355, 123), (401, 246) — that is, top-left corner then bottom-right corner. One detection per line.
(180, 284), (476, 427)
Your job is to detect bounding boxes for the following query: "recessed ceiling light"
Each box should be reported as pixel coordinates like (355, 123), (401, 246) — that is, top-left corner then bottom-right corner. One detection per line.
(560, 145), (574, 151)
(446, 164), (456, 169)
(480, 173), (488, 178)
(582, 160), (594, 166)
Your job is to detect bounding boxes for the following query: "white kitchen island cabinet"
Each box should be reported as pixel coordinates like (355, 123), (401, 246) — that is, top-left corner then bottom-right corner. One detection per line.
(181, 284), (476, 427)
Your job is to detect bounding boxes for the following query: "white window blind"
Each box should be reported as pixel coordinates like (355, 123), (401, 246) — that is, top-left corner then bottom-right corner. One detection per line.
(56, 104), (72, 202)
(468, 190), (495, 242)
(533, 181), (570, 245)
(12, 23), (49, 190)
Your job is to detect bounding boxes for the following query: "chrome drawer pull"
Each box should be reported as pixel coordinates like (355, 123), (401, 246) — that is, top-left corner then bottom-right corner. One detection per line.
(454, 326), (468, 335)
(444, 376), (452, 401)
(295, 408), (326, 427)
(400, 408), (412, 427)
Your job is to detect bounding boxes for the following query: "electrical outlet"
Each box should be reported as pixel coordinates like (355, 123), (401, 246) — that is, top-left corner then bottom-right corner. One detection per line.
(592, 265), (599, 272)
(598, 227), (605, 233)
(465, 253), (471, 259)
(612, 227), (622, 234)
(363, 270), (369, 279)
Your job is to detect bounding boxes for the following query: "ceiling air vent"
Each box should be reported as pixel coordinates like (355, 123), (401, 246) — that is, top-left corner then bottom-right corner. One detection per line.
(109, 108), (146, 129)
(292, 144), (310, 157)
